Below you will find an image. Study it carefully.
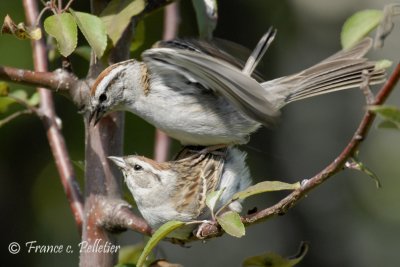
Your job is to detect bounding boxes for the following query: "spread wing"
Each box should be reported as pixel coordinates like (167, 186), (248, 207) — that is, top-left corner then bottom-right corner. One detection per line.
(142, 46), (280, 126)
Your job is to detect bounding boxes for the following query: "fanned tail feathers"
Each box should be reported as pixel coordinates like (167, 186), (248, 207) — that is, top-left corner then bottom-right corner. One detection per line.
(261, 38), (387, 109)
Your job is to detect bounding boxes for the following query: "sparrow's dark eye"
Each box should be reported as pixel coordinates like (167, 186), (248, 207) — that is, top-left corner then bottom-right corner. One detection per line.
(133, 164), (143, 171)
(99, 93), (107, 102)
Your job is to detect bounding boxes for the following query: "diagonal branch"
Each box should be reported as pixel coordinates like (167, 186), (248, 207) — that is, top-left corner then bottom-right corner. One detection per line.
(22, 0), (84, 231)
(243, 62), (400, 223)
(196, 63), (400, 239)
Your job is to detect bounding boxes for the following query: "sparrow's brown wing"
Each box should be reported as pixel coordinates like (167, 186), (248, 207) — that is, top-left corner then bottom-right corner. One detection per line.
(171, 148), (225, 218)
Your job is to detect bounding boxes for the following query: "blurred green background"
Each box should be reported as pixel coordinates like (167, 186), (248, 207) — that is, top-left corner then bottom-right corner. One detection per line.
(1, 1), (399, 266)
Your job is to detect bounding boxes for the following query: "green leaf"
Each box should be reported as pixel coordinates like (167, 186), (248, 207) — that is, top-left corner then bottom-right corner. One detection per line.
(378, 120), (400, 130)
(0, 82), (9, 96)
(341, 9), (383, 49)
(346, 153), (382, 188)
(0, 90), (27, 113)
(9, 89), (28, 100)
(369, 105), (400, 130)
(375, 59), (392, 70)
(232, 181), (300, 201)
(206, 189), (224, 213)
(192, 0), (218, 39)
(27, 92), (40, 106)
(0, 97), (16, 113)
(137, 221), (185, 267)
(0, 90), (39, 113)
(217, 211), (245, 238)
(242, 242), (309, 267)
(117, 243), (145, 265)
(69, 10), (107, 58)
(130, 20), (145, 52)
(44, 13), (78, 57)
(100, 0), (145, 45)
(74, 46), (92, 61)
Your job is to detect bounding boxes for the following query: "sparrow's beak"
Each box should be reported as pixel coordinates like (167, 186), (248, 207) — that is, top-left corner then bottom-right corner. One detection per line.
(88, 107), (105, 126)
(108, 156), (126, 169)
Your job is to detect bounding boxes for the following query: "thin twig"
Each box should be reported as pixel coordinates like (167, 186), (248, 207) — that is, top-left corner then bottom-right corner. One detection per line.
(243, 64), (400, 224)
(196, 63), (400, 238)
(58, 0), (62, 13)
(63, 0), (75, 12)
(0, 109), (33, 127)
(7, 95), (39, 113)
(23, 0), (84, 231)
(153, 2), (180, 162)
(245, 63), (400, 222)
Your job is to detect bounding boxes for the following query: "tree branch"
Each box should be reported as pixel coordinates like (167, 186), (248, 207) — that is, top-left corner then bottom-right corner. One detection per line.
(22, 0), (84, 231)
(196, 63), (400, 239)
(0, 66), (77, 93)
(80, 2), (148, 266)
(0, 65), (90, 108)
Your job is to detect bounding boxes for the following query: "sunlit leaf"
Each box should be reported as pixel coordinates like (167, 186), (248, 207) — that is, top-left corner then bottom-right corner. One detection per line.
(242, 242), (309, 267)
(232, 181), (300, 201)
(341, 9), (383, 49)
(100, 0), (145, 45)
(375, 59), (392, 70)
(0, 82), (9, 96)
(44, 13), (78, 57)
(1, 14), (42, 40)
(137, 221), (185, 267)
(0, 90), (32, 113)
(0, 90), (27, 113)
(10, 89), (28, 100)
(69, 10), (107, 58)
(27, 92), (40, 106)
(370, 105), (400, 130)
(217, 211), (245, 238)
(192, 0), (218, 39)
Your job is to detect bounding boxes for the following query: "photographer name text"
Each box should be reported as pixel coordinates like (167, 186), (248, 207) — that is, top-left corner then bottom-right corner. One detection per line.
(9, 240), (120, 254)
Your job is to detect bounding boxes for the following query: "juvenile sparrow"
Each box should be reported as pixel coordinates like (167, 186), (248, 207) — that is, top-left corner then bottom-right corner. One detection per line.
(89, 30), (386, 145)
(108, 147), (251, 234)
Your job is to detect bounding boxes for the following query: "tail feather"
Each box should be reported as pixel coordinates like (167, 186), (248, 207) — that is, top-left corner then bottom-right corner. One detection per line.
(261, 38), (386, 109)
(242, 27), (277, 75)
